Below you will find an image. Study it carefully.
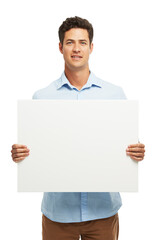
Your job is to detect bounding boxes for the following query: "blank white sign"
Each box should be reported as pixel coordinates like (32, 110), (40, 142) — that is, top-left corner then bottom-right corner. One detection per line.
(17, 100), (138, 192)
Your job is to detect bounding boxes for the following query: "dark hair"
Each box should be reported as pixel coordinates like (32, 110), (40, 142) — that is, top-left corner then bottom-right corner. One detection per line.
(58, 16), (93, 45)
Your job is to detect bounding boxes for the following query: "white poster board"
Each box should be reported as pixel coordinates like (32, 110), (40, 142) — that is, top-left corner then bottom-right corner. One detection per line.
(17, 100), (138, 192)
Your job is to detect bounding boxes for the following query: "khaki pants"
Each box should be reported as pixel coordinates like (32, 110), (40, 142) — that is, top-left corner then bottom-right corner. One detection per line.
(42, 213), (119, 240)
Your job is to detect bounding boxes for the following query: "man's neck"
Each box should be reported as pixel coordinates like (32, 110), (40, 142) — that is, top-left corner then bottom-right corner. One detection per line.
(64, 67), (90, 90)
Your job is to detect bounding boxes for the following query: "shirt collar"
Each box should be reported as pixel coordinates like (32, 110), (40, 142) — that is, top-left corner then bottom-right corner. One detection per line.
(56, 71), (102, 90)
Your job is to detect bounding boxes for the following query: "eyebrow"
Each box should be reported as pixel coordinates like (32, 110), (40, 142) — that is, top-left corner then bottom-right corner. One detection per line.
(66, 39), (88, 42)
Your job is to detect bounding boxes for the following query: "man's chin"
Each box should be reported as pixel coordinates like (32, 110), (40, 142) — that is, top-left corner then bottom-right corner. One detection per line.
(67, 64), (87, 71)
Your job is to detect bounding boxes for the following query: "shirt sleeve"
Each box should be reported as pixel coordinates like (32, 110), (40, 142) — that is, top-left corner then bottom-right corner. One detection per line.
(118, 87), (127, 100)
(32, 91), (38, 99)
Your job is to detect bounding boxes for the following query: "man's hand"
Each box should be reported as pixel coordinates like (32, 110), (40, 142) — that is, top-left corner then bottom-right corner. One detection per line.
(126, 143), (145, 161)
(11, 144), (30, 163)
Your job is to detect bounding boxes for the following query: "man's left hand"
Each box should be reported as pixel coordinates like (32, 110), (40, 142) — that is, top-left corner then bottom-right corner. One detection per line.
(126, 143), (145, 161)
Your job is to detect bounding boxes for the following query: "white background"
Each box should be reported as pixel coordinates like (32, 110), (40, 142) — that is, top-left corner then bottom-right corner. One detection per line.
(0, 0), (159, 239)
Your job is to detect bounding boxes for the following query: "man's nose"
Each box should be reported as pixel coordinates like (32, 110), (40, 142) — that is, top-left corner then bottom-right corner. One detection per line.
(73, 43), (80, 52)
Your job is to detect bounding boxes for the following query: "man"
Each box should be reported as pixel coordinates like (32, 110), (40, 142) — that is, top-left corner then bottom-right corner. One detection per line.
(11, 16), (145, 240)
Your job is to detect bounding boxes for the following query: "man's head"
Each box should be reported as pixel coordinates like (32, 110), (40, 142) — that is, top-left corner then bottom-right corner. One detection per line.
(58, 16), (93, 46)
(58, 17), (94, 72)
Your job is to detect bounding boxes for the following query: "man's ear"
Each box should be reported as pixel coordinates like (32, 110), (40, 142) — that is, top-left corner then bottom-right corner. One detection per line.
(90, 43), (93, 54)
(59, 42), (63, 54)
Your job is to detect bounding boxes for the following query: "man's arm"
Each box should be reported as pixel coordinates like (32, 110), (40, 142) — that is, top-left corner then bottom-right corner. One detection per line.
(11, 144), (30, 163)
(126, 143), (145, 161)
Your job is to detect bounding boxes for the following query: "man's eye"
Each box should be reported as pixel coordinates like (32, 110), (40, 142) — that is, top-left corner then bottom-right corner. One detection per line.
(81, 42), (86, 45)
(67, 42), (72, 45)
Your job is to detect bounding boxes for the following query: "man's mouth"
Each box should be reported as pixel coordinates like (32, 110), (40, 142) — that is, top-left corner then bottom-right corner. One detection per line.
(71, 55), (82, 59)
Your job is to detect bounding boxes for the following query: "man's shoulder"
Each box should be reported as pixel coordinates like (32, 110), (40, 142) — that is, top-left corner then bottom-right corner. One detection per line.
(96, 75), (121, 89)
(32, 78), (60, 99)
(94, 74), (126, 99)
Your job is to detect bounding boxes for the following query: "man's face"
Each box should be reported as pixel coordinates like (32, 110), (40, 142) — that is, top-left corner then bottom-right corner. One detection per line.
(59, 28), (93, 71)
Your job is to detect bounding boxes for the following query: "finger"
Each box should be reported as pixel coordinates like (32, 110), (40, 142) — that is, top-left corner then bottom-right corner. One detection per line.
(128, 143), (145, 148)
(130, 156), (144, 161)
(11, 148), (30, 154)
(126, 147), (145, 153)
(12, 152), (29, 159)
(126, 152), (145, 157)
(12, 144), (28, 149)
(13, 157), (26, 163)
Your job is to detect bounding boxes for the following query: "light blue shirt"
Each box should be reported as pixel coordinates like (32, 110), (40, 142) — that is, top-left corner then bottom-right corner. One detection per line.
(33, 71), (126, 223)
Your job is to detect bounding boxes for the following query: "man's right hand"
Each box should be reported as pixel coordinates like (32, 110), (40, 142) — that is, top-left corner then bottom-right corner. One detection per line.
(11, 144), (30, 163)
